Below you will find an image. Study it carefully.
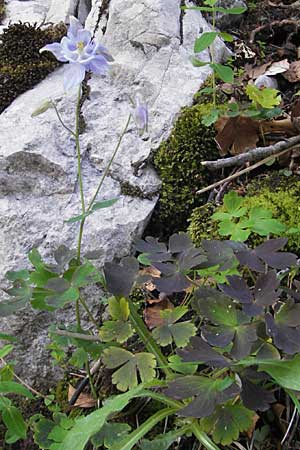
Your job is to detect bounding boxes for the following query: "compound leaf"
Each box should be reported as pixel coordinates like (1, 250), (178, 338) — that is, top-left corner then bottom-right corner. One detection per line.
(99, 321), (133, 344)
(165, 376), (239, 418)
(91, 422), (131, 448)
(201, 403), (254, 445)
(152, 306), (196, 347)
(102, 348), (156, 391)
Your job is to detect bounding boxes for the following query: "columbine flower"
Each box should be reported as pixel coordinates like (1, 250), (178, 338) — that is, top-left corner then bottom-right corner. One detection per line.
(40, 16), (113, 91)
(132, 95), (148, 135)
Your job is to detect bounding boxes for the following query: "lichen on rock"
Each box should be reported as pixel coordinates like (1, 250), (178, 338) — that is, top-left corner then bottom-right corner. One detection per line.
(0, 21), (66, 113)
(150, 103), (220, 237)
(0, 0), (5, 23)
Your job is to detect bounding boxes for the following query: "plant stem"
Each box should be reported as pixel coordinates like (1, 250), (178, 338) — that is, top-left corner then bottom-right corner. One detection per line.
(79, 297), (99, 330)
(52, 102), (76, 136)
(76, 114), (132, 265)
(75, 84), (86, 263)
(86, 361), (98, 400)
(87, 114), (132, 213)
(191, 421), (221, 450)
(75, 298), (81, 329)
(211, 7), (216, 109)
(128, 300), (173, 378)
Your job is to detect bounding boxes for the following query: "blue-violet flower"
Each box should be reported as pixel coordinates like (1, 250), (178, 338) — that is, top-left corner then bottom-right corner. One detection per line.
(40, 16), (113, 91)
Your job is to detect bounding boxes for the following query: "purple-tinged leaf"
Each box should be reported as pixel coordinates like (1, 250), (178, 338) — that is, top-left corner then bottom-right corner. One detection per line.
(241, 378), (275, 411)
(219, 275), (252, 303)
(235, 248), (265, 272)
(168, 233), (193, 253)
(254, 271), (279, 306)
(104, 257), (139, 298)
(45, 278), (70, 293)
(153, 273), (190, 294)
(276, 300), (300, 327)
(200, 240), (239, 271)
(178, 336), (230, 368)
(201, 324), (234, 347)
(134, 236), (167, 254)
(265, 313), (300, 354)
(178, 247), (207, 271)
(231, 323), (257, 359)
(165, 375), (239, 418)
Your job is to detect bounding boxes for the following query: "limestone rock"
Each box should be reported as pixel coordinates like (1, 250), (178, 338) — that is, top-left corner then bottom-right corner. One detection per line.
(0, 0), (229, 387)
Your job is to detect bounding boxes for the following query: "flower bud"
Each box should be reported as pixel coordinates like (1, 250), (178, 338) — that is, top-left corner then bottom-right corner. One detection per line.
(31, 99), (53, 117)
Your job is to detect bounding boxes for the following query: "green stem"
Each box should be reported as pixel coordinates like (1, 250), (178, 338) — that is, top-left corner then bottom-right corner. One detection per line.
(75, 84), (86, 263)
(211, 7), (216, 109)
(128, 301), (173, 378)
(191, 421), (221, 450)
(52, 102), (76, 136)
(86, 361), (98, 401)
(79, 297), (99, 330)
(75, 299), (81, 329)
(114, 407), (179, 450)
(87, 113), (132, 213)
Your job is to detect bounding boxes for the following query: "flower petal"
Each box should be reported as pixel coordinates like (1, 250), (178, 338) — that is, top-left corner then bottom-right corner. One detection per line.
(39, 43), (68, 62)
(76, 29), (92, 46)
(94, 43), (114, 62)
(86, 55), (109, 75)
(60, 36), (78, 62)
(67, 16), (83, 39)
(63, 63), (86, 91)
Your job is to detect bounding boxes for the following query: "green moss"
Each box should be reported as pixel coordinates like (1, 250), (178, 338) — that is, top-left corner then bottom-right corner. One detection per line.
(0, 0), (5, 23)
(0, 22), (66, 113)
(120, 181), (155, 200)
(150, 103), (220, 236)
(188, 203), (219, 247)
(188, 174), (300, 252)
(243, 174), (300, 252)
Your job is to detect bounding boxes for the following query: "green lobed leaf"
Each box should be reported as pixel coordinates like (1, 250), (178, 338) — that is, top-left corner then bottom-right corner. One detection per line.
(201, 403), (254, 445)
(99, 321), (134, 344)
(91, 422), (131, 448)
(246, 84), (281, 109)
(152, 306), (196, 347)
(201, 110), (219, 126)
(109, 297), (130, 321)
(103, 347), (156, 391)
(33, 418), (56, 449)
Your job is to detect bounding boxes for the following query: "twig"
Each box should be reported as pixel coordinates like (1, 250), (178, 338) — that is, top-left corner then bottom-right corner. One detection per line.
(202, 136), (300, 170)
(197, 148), (291, 195)
(68, 358), (102, 406)
(250, 19), (300, 43)
(0, 357), (46, 398)
(54, 329), (102, 341)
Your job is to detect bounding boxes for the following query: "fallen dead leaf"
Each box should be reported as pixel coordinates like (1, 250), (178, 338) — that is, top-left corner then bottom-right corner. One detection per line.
(247, 413), (260, 438)
(283, 61), (300, 82)
(264, 59), (289, 76)
(215, 116), (260, 155)
(144, 297), (174, 329)
(68, 385), (96, 408)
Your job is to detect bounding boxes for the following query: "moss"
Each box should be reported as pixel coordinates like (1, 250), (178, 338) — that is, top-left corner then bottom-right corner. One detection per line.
(0, 0), (5, 23)
(120, 181), (155, 200)
(149, 103), (220, 237)
(0, 22), (67, 113)
(243, 174), (300, 252)
(188, 174), (300, 252)
(188, 202), (219, 247)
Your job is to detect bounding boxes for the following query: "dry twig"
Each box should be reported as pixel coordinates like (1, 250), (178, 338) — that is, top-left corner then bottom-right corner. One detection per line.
(197, 148), (292, 195)
(202, 136), (300, 170)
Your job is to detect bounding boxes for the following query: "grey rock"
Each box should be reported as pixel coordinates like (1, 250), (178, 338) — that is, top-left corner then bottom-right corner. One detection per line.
(216, 0), (247, 30)
(0, 0), (229, 388)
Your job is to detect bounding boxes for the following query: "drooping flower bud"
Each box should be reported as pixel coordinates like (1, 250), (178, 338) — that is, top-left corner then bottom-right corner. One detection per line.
(31, 99), (53, 117)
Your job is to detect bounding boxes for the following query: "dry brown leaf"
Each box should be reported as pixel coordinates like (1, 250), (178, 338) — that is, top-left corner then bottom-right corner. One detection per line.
(246, 413), (260, 438)
(144, 297), (173, 329)
(68, 385), (96, 408)
(216, 116), (260, 155)
(139, 267), (161, 292)
(283, 61), (300, 82)
(245, 62), (271, 80)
